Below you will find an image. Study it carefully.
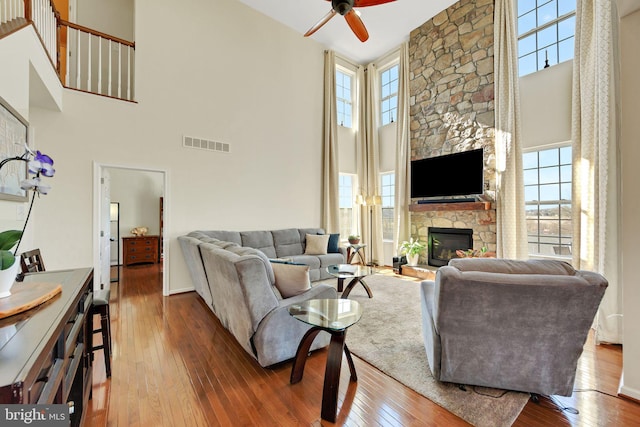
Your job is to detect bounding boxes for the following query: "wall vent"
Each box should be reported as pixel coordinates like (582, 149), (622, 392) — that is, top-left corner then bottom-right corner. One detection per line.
(183, 136), (230, 153)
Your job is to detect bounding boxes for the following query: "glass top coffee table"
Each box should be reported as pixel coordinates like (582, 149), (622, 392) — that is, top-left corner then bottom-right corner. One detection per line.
(327, 264), (375, 299)
(289, 299), (363, 422)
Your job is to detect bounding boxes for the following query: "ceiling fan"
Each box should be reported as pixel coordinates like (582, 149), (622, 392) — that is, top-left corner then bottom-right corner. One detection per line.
(304, 0), (397, 42)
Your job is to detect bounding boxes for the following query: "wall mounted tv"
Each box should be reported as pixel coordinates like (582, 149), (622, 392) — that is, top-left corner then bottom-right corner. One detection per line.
(410, 148), (484, 199)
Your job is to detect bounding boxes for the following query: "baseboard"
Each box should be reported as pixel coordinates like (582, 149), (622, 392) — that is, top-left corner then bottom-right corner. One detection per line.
(619, 385), (640, 402)
(169, 286), (195, 295)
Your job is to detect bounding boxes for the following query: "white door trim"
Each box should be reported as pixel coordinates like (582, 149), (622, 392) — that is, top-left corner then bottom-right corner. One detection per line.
(93, 162), (170, 296)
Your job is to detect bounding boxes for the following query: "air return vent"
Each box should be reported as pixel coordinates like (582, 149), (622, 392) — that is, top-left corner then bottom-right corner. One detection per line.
(183, 136), (230, 153)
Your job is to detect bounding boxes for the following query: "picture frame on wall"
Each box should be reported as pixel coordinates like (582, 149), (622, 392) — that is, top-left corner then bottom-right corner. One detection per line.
(0, 95), (29, 202)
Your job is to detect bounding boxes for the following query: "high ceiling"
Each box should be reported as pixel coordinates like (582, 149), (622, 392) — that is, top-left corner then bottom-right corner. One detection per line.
(237, 0), (457, 65)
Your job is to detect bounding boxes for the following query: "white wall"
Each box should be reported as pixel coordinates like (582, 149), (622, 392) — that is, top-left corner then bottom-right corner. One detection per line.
(620, 8), (640, 401)
(0, 27), (62, 255)
(2, 0), (326, 294)
(519, 60), (573, 148)
(77, 0), (134, 40)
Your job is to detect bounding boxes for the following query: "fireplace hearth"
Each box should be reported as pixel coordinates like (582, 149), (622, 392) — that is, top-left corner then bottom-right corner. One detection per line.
(428, 227), (473, 267)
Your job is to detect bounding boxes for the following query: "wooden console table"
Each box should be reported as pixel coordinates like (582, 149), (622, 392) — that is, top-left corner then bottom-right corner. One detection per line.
(0, 268), (94, 427)
(123, 235), (159, 266)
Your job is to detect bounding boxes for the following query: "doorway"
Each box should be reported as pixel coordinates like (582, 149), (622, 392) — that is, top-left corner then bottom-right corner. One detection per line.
(94, 163), (168, 296)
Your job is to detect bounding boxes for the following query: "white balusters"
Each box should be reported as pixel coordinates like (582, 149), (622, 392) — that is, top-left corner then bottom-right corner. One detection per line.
(117, 43), (121, 99)
(2, 1), (136, 102)
(108, 39), (112, 97)
(97, 37), (102, 94)
(86, 32), (91, 92)
(0, 0), (25, 25)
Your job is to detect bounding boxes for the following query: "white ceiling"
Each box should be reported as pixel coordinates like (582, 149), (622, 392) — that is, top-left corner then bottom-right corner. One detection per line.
(236, 0), (457, 65)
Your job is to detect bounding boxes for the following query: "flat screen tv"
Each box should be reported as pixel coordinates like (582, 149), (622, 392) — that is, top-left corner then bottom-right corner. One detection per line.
(410, 148), (484, 199)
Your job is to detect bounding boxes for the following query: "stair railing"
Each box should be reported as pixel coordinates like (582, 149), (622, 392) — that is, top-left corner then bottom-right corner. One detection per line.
(61, 20), (135, 101)
(0, 0), (135, 102)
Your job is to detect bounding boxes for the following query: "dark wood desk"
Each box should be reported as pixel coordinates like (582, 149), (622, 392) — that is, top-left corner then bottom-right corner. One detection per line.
(0, 268), (94, 427)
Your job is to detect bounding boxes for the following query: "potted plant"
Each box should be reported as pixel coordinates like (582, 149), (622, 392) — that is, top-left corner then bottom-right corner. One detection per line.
(348, 235), (360, 244)
(399, 237), (426, 266)
(0, 147), (55, 298)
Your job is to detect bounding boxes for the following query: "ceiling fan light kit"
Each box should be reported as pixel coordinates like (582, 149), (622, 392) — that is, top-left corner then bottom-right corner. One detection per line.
(305, 0), (396, 42)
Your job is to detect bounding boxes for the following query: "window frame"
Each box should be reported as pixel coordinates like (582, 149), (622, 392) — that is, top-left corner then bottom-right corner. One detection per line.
(517, 0), (576, 76)
(379, 63), (399, 127)
(380, 171), (395, 242)
(523, 142), (573, 259)
(335, 66), (354, 128)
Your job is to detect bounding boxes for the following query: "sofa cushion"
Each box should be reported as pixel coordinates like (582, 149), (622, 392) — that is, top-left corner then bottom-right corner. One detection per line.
(270, 262), (311, 298)
(241, 231), (277, 258)
(289, 255), (321, 270)
(197, 230), (242, 245)
(225, 245), (275, 284)
(272, 228), (304, 257)
(305, 234), (329, 255)
(449, 258), (576, 276)
(317, 253), (346, 267)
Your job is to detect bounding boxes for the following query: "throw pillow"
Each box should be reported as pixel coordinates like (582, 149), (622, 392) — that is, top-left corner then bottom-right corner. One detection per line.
(270, 262), (311, 298)
(305, 233), (329, 255)
(319, 232), (341, 253)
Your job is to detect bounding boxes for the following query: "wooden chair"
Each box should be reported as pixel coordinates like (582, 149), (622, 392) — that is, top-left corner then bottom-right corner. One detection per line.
(20, 249), (46, 274)
(90, 289), (112, 377)
(20, 248), (112, 377)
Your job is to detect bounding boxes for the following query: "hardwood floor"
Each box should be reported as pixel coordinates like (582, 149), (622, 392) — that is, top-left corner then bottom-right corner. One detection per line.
(86, 264), (640, 426)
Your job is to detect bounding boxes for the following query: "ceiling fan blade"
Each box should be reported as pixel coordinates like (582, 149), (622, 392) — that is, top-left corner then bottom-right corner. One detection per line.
(354, 0), (396, 7)
(304, 9), (337, 37)
(344, 9), (369, 42)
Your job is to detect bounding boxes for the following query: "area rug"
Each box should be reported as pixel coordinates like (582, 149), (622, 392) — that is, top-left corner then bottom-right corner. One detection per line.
(331, 274), (530, 427)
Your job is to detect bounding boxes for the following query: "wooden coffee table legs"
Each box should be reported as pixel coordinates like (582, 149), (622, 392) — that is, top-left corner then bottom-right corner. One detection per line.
(338, 277), (373, 299)
(290, 326), (357, 423)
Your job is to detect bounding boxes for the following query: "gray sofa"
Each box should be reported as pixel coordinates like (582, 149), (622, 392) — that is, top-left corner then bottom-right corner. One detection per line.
(178, 228), (346, 367)
(420, 258), (608, 396)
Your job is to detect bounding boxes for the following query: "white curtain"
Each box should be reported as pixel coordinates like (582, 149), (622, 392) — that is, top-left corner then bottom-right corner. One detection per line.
(356, 64), (383, 265)
(394, 42), (411, 253)
(572, 0), (622, 344)
(494, 0), (529, 259)
(322, 50), (340, 233)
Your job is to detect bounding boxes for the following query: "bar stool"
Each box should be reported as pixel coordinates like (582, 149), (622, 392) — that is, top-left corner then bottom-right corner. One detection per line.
(91, 288), (112, 378)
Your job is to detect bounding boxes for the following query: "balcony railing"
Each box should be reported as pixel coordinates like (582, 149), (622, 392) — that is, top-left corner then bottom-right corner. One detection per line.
(0, 0), (135, 102)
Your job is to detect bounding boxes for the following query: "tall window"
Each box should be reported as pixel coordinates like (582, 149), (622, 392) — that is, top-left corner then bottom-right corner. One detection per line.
(339, 174), (357, 240)
(517, 0), (576, 76)
(380, 172), (395, 241)
(380, 64), (398, 126)
(336, 69), (353, 128)
(523, 145), (572, 257)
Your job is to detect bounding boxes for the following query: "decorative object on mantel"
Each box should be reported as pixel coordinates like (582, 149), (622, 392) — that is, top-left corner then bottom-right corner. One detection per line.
(398, 237), (427, 266)
(348, 234), (360, 244)
(0, 146), (55, 298)
(130, 226), (148, 236)
(455, 247), (496, 258)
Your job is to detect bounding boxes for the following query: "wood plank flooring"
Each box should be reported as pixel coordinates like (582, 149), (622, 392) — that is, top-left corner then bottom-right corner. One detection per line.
(86, 264), (640, 426)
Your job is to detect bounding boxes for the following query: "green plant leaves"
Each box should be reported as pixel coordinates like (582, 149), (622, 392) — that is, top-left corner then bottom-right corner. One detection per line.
(0, 230), (22, 251)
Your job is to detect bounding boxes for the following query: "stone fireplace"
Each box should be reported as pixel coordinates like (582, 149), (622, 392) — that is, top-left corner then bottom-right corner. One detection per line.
(408, 0), (497, 260)
(428, 227), (473, 267)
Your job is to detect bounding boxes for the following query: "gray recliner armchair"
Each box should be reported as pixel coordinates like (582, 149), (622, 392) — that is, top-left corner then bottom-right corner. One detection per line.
(420, 258), (608, 396)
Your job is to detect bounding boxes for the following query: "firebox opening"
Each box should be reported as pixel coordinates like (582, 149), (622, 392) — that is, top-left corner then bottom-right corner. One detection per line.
(428, 227), (473, 267)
